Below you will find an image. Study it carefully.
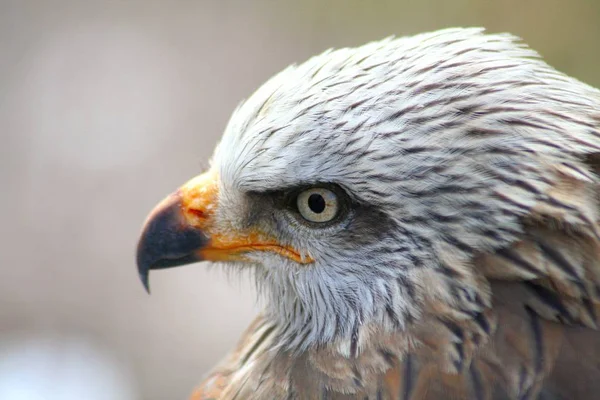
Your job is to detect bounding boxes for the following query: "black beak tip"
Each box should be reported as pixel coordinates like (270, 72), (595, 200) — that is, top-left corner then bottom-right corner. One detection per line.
(136, 247), (153, 294)
(136, 192), (208, 294)
(139, 270), (151, 294)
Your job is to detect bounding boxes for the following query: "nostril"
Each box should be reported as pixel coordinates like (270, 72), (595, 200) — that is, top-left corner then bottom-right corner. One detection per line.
(188, 208), (207, 219)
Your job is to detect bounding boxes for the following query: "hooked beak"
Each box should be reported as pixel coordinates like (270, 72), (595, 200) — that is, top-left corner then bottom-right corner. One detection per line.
(136, 190), (206, 293)
(136, 172), (311, 292)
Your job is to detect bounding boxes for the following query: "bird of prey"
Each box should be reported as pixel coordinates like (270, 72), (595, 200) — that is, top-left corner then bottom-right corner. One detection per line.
(136, 28), (600, 399)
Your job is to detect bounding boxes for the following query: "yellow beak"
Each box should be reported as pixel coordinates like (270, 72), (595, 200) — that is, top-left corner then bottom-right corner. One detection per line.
(136, 172), (311, 292)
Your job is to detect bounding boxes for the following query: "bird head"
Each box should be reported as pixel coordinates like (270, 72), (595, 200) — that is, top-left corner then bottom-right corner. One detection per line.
(137, 28), (596, 351)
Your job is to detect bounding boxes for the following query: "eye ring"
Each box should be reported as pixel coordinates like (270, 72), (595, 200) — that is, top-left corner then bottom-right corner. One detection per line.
(296, 188), (339, 223)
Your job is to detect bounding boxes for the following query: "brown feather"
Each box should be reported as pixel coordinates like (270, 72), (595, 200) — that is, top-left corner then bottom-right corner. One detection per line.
(189, 151), (600, 399)
(184, 31), (600, 399)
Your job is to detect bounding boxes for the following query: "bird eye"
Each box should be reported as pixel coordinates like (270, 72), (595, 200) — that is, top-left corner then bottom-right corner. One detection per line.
(296, 188), (339, 223)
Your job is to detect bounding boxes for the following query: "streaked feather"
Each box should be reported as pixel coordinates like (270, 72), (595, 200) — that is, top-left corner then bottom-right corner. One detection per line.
(191, 27), (600, 399)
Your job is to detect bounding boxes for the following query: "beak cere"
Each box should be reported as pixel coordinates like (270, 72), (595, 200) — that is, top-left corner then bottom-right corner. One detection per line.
(136, 172), (313, 293)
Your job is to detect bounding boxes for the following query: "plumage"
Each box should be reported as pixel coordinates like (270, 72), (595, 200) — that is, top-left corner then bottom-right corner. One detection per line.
(136, 28), (600, 399)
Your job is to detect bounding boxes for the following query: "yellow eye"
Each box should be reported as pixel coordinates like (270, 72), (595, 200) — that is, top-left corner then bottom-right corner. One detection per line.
(296, 188), (339, 223)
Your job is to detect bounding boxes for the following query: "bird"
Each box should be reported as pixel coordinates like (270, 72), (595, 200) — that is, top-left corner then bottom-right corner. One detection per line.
(136, 27), (600, 399)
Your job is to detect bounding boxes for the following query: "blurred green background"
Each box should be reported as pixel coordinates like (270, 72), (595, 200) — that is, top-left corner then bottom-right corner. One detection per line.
(1, 1), (599, 399)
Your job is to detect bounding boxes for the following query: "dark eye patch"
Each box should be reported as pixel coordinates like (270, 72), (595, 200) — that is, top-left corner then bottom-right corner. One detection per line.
(246, 183), (349, 223)
(245, 182), (397, 250)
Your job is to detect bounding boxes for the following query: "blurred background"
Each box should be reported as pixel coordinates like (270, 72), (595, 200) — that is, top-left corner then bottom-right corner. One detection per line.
(1, 0), (599, 399)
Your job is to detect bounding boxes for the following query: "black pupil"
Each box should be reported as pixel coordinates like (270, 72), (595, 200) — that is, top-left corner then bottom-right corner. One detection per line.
(307, 193), (326, 214)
